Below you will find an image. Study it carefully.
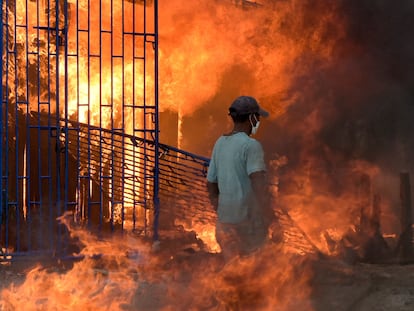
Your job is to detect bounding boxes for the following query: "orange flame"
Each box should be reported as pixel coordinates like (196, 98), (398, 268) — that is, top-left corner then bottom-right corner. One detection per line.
(158, 0), (345, 117)
(1, 214), (315, 310)
(1, 0), (372, 308)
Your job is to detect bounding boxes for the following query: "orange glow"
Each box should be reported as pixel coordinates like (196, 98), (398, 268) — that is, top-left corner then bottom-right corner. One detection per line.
(174, 218), (221, 253)
(8, 0), (346, 127)
(1, 0), (379, 309)
(274, 154), (387, 256)
(158, 0), (344, 117)
(0, 215), (150, 310)
(0, 215), (315, 310)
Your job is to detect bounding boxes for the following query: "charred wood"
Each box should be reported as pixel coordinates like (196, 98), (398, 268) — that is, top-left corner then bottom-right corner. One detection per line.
(396, 172), (414, 264)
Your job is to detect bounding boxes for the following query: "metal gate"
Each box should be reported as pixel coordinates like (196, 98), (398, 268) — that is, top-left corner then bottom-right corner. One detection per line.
(1, 0), (160, 259)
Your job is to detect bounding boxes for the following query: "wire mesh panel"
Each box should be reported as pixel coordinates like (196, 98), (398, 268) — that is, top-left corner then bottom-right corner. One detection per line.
(1, 0), (159, 259)
(62, 121), (215, 239)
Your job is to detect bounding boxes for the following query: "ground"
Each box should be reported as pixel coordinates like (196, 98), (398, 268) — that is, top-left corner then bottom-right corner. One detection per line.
(1, 237), (414, 310)
(311, 259), (414, 311)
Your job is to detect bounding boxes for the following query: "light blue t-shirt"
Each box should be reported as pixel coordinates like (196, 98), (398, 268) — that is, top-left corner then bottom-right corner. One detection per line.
(207, 132), (266, 223)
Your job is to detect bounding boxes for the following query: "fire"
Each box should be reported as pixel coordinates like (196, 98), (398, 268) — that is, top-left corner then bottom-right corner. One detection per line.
(5, 0), (346, 142)
(209, 245), (314, 310)
(174, 218), (221, 253)
(3, 0), (402, 309)
(5, 0), (152, 217)
(158, 0), (345, 117)
(270, 160), (399, 262)
(153, 0), (350, 257)
(0, 214), (315, 310)
(0, 215), (149, 310)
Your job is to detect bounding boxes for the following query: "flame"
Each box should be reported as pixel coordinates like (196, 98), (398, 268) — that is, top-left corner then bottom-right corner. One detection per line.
(8, 0), (152, 130)
(208, 245), (314, 310)
(6, 0), (347, 134)
(3, 0), (157, 240)
(174, 218), (221, 253)
(274, 151), (391, 257)
(0, 215), (150, 310)
(2, 0), (392, 308)
(6, 0), (340, 115)
(0, 214), (315, 310)
(158, 0), (345, 117)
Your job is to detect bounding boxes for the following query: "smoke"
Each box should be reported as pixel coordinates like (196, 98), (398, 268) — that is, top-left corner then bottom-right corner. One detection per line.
(158, 0), (343, 118)
(163, 0), (414, 162)
(262, 0), (414, 238)
(166, 0), (414, 240)
(283, 0), (414, 160)
(267, 0), (414, 184)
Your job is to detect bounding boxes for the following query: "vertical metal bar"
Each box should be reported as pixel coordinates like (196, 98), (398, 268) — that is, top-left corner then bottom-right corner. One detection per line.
(75, 0), (81, 224)
(62, 0), (70, 254)
(72, 0), (81, 223)
(36, 0), (43, 252)
(46, 0), (53, 251)
(99, 0), (103, 230)
(121, 0), (125, 230)
(46, 0), (53, 253)
(13, 0), (20, 251)
(0, 0), (5, 244)
(55, 0), (62, 251)
(110, 0), (115, 231)
(53, 0), (62, 251)
(144, 1), (148, 232)
(3, 0), (10, 251)
(132, 0), (137, 231)
(7, 2), (12, 251)
(87, 0), (92, 226)
(142, 0), (146, 234)
(153, 0), (160, 242)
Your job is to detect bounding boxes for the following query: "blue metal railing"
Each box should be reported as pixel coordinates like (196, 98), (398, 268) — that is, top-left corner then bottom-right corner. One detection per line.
(62, 119), (212, 236)
(0, 113), (213, 260)
(0, 0), (5, 250)
(0, 0), (162, 260)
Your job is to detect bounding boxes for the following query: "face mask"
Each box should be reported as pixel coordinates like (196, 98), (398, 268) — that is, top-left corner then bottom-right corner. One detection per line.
(250, 114), (260, 135)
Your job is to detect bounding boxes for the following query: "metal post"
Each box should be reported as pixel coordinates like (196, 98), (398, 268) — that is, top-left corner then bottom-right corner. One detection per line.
(0, 1), (4, 243)
(358, 173), (371, 234)
(62, 0), (70, 254)
(153, 0), (160, 243)
(399, 171), (413, 263)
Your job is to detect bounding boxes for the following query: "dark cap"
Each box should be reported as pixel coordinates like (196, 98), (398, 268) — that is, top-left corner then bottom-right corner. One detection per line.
(229, 96), (269, 117)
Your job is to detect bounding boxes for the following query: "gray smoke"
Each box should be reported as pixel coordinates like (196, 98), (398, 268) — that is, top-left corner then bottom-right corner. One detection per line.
(180, 1), (414, 236)
(264, 0), (414, 179)
(181, 0), (414, 202)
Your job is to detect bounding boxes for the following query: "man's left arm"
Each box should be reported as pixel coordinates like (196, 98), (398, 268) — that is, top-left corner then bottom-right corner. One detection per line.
(250, 171), (274, 222)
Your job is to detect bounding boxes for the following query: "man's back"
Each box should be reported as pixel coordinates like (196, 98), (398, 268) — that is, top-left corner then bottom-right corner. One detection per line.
(207, 132), (266, 223)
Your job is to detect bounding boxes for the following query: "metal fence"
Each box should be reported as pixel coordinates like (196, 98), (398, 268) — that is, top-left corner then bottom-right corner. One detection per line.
(0, 0), (171, 260)
(1, 0), (324, 263)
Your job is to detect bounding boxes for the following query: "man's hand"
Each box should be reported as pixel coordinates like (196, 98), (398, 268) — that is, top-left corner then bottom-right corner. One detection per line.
(207, 181), (219, 211)
(250, 170), (273, 221)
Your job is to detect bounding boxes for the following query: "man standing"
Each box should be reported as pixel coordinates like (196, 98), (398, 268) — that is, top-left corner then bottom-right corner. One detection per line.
(207, 95), (274, 260)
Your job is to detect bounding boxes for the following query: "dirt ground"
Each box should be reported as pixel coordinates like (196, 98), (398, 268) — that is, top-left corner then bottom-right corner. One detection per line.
(1, 244), (414, 311)
(310, 258), (414, 311)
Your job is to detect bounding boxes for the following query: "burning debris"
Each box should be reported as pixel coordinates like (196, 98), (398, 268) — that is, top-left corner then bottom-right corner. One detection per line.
(0, 214), (314, 311)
